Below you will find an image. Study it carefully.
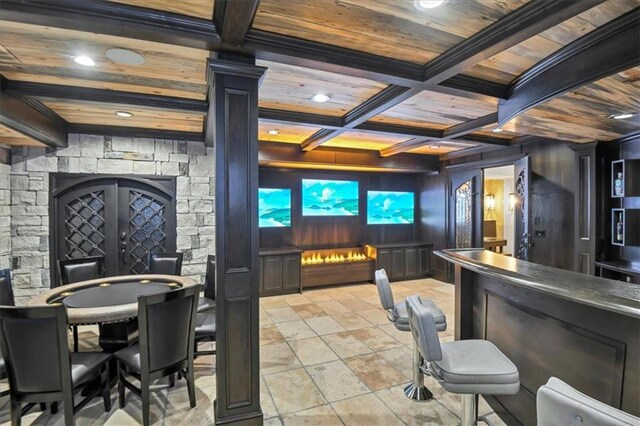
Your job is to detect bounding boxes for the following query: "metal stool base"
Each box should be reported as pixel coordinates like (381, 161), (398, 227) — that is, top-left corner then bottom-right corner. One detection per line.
(403, 383), (433, 401)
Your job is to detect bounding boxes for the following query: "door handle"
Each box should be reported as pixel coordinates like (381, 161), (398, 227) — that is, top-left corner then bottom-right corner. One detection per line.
(120, 232), (127, 264)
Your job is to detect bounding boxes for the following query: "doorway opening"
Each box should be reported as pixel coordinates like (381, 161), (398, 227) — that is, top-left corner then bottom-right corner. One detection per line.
(483, 165), (515, 256)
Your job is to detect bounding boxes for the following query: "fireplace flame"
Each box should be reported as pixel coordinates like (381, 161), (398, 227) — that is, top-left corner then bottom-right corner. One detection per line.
(302, 251), (368, 265)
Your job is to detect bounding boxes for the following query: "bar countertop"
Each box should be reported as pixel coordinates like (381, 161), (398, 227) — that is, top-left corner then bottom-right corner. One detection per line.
(435, 249), (640, 319)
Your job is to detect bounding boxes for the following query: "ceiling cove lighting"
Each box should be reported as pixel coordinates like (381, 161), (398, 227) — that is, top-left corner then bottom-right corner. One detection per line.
(610, 113), (635, 120)
(311, 94), (331, 103)
(267, 129), (279, 135)
(115, 111), (134, 118)
(414, 0), (445, 10)
(73, 55), (96, 67)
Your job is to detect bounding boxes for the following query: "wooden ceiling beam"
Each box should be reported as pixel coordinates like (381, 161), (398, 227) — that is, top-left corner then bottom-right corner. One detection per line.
(67, 124), (204, 142)
(3, 80), (209, 115)
(213, 0), (260, 47)
(299, 129), (344, 151)
(379, 138), (439, 158)
(499, 7), (640, 126)
(442, 113), (498, 139)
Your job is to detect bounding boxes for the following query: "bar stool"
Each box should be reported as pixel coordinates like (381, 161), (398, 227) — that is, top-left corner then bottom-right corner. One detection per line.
(374, 269), (447, 401)
(406, 295), (520, 426)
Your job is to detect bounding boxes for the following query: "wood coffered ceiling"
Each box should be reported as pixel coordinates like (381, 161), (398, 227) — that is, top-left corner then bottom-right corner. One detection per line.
(0, 0), (638, 165)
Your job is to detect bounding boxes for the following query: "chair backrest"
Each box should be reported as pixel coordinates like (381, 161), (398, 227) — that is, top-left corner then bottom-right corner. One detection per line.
(204, 255), (216, 301)
(58, 256), (105, 286)
(148, 252), (183, 276)
(0, 305), (72, 395)
(0, 269), (15, 306)
(406, 295), (442, 362)
(374, 269), (394, 311)
(138, 285), (200, 373)
(484, 220), (498, 238)
(537, 377), (640, 426)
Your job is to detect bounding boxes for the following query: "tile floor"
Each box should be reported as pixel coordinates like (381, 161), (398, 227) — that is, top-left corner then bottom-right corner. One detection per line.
(0, 278), (506, 425)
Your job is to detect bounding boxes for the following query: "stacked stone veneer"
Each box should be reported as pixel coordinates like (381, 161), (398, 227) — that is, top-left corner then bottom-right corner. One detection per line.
(8, 134), (215, 305)
(0, 149), (10, 271)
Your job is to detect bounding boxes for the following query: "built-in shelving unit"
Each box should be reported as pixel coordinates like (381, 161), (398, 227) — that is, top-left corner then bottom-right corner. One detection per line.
(611, 208), (640, 247)
(611, 159), (640, 198)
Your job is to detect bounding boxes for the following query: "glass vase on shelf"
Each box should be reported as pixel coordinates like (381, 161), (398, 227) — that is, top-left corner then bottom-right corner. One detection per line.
(614, 172), (624, 196)
(616, 218), (624, 243)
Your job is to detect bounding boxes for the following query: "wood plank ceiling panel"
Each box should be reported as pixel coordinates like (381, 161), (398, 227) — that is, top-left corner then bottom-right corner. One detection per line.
(257, 60), (387, 116)
(106, 0), (215, 19)
(408, 140), (477, 155)
(369, 90), (498, 129)
(322, 131), (412, 151)
(258, 121), (322, 143)
(0, 123), (46, 147)
(0, 21), (209, 99)
(462, 0), (639, 84)
(253, 0), (529, 65)
(42, 100), (204, 132)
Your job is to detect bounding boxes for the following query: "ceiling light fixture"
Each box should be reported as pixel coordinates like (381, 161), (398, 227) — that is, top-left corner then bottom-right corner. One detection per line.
(267, 129), (279, 135)
(492, 128), (503, 133)
(610, 113), (635, 120)
(311, 94), (331, 103)
(414, 0), (445, 10)
(73, 55), (96, 67)
(106, 48), (145, 66)
(115, 111), (134, 118)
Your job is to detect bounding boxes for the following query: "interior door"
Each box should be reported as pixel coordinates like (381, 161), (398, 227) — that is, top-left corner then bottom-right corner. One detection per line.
(448, 169), (483, 249)
(514, 156), (532, 260)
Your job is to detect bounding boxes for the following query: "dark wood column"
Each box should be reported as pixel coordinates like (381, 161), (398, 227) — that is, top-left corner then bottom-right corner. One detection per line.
(209, 53), (267, 425)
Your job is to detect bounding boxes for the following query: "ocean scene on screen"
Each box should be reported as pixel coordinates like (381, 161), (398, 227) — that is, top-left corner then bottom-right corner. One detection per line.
(367, 191), (414, 224)
(302, 179), (359, 216)
(259, 188), (291, 227)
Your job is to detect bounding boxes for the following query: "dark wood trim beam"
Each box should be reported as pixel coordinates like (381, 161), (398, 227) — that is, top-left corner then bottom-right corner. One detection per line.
(421, 0), (604, 84)
(67, 124), (204, 142)
(259, 141), (439, 173)
(442, 113), (498, 139)
(342, 85), (419, 127)
(300, 128), (344, 151)
(354, 122), (442, 139)
(379, 131), (510, 158)
(258, 108), (343, 129)
(0, 81), (68, 148)
(0, 0), (220, 50)
(499, 7), (640, 126)
(4, 80), (209, 115)
(379, 138), (438, 158)
(213, 0), (260, 47)
(440, 75), (509, 99)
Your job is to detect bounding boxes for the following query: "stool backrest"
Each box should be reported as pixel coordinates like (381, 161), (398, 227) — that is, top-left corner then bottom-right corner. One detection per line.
(374, 269), (394, 311)
(58, 256), (104, 286)
(204, 255), (216, 301)
(406, 295), (442, 362)
(0, 269), (15, 306)
(138, 285), (200, 374)
(148, 252), (183, 276)
(0, 305), (72, 395)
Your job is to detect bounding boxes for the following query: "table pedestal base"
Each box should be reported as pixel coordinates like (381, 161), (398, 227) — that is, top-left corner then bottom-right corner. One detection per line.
(99, 319), (139, 352)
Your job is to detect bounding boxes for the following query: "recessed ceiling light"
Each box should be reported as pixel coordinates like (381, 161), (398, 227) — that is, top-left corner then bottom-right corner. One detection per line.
(267, 129), (279, 135)
(115, 111), (134, 118)
(106, 48), (145, 66)
(611, 113), (635, 120)
(311, 94), (331, 103)
(414, 0), (445, 10)
(492, 128), (503, 133)
(73, 55), (96, 67)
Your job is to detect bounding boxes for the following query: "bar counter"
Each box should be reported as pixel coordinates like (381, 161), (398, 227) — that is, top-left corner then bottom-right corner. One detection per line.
(435, 249), (640, 425)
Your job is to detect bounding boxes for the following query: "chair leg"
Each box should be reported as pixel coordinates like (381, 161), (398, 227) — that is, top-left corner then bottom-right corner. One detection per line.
(186, 367), (196, 408)
(141, 377), (150, 426)
(169, 373), (175, 388)
(50, 401), (58, 414)
(63, 390), (74, 426)
(117, 361), (125, 409)
(461, 394), (478, 426)
(39, 403), (46, 411)
(72, 326), (79, 352)
(403, 340), (433, 401)
(10, 400), (21, 426)
(102, 363), (111, 412)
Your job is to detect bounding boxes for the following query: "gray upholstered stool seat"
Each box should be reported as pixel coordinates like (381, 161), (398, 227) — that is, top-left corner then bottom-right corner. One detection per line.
(431, 340), (519, 395)
(392, 298), (446, 332)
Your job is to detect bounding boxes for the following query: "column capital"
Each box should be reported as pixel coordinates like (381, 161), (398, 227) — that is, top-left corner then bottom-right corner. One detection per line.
(207, 57), (267, 85)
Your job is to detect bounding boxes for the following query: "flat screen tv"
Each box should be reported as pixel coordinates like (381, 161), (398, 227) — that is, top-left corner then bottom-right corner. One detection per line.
(258, 188), (291, 227)
(367, 191), (414, 224)
(302, 179), (359, 216)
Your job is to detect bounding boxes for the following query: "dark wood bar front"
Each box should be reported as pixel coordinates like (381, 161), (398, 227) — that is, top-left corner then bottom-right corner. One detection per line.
(436, 249), (640, 426)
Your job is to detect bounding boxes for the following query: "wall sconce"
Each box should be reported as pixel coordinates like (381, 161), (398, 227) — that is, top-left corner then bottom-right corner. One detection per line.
(508, 193), (516, 211)
(485, 193), (496, 211)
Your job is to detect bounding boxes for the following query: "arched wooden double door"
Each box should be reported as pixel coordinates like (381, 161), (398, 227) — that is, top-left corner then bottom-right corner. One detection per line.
(50, 174), (177, 286)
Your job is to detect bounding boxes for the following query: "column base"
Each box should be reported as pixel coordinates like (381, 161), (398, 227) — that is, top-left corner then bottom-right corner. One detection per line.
(403, 383), (433, 401)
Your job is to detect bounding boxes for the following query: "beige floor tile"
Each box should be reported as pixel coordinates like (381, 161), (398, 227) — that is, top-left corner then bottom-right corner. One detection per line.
(338, 297), (376, 312)
(307, 360), (370, 402)
(264, 369), (327, 415)
(261, 342), (303, 375)
(266, 306), (302, 323)
(378, 323), (415, 345)
(376, 385), (461, 425)
(261, 324), (286, 346)
(344, 353), (408, 391)
(316, 301), (351, 315)
(261, 374), (280, 419)
(356, 308), (389, 325)
(304, 316), (347, 336)
(265, 416), (284, 426)
(292, 303), (327, 319)
(281, 404), (343, 426)
(332, 312), (372, 330)
(289, 337), (339, 366)
(347, 327), (402, 351)
(304, 292), (334, 303)
(284, 294), (313, 306)
(276, 320), (317, 341)
(376, 346), (414, 379)
(331, 393), (404, 426)
(261, 297), (289, 309)
(322, 332), (372, 359)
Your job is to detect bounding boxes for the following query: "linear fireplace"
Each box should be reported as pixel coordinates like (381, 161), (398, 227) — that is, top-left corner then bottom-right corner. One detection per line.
(301, 247), (374, 288)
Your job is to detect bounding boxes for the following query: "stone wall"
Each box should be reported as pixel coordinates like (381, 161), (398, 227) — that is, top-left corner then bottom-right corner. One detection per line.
(8, 134), (215, 305)
(0, 147), (10, 271)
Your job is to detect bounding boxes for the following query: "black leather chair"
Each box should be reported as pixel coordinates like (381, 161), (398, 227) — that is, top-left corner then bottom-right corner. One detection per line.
(0, 268), (14, 397)
(57, 257), (105, 352)
(114, 285), (200, 426)
(194, 309), (216, 357)
(148, 252), (183, 276)
(0, 305), (111, 425)
(197, 255), (216, 313)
